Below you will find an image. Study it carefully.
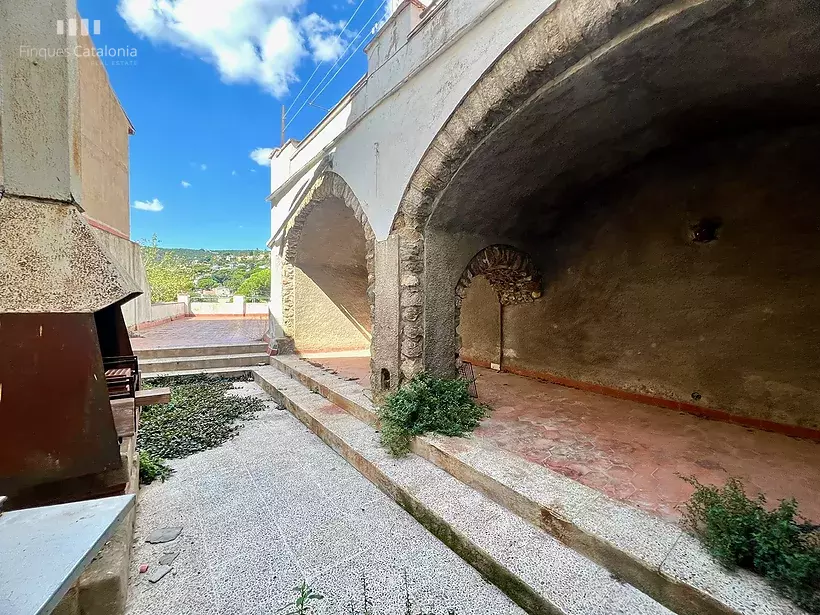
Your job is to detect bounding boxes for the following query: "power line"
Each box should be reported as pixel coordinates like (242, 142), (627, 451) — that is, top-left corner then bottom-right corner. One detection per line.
(286, 0), (388, 130)
(286, 0), (368, 115)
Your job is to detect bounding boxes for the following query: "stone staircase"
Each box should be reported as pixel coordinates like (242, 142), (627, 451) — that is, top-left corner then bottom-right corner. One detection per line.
(135, 343), (268, 375)
(253, 356), (805, 615)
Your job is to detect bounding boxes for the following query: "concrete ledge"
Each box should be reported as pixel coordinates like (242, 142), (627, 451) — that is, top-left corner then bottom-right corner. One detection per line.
(135, 342), (268, 360)
(253, 366), (672, 615)
(140, 352), (269, 373)
(265, 355), (806, 615)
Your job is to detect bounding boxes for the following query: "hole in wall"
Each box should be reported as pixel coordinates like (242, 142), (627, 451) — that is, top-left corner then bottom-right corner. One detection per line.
(380, 368), (391, 391)
(690, 217), (722, 243)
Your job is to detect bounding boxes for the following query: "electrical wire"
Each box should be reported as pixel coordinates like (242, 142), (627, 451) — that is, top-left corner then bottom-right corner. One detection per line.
(286, 0), (369, 115)
(286, 0), (388, 130)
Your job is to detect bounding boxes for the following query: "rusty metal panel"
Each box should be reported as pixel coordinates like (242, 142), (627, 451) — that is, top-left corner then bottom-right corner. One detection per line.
(0, 313), (121, 497)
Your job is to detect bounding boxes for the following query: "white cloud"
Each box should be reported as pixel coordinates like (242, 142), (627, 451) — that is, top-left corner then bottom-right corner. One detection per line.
(301, 14), (346, 62)
(373, 0), (402, 33)
(200, 164), (208, 171)
(134, 198), (164, 212)
(117, 0), (347, 97)
(250, 147), (275, 166)
(181, 180), (191, 187)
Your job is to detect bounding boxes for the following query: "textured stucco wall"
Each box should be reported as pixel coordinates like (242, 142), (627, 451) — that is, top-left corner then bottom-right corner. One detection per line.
(458, 276), (500, 366)
(78, 34), (131, 237)
(91, 228), (151, 328)
(501, 128), (820, 430)
(293, 267), (370, 353)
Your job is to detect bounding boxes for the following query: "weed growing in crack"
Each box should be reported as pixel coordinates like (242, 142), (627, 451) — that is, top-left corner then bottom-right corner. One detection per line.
(681, 475), (820, 612)
(137, 374), (264, 483)
(138, 450), (173, 484)
(379, 373), (488, 457)
(278, 571), (458, 615)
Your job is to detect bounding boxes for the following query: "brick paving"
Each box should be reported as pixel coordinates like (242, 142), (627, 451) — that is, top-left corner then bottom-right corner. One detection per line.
(130, 317), (267, 350)
(127, 382), (523, 615)
(295, 357), (820, 523)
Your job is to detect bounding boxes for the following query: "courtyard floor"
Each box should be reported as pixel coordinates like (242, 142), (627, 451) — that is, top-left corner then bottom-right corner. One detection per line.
(127, 381), (523, 615)
(130, 316), (267, 351)
(306, 356), (820, 523)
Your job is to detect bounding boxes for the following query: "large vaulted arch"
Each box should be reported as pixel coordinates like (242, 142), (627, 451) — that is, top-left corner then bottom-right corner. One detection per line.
(388, 0), (820, 431)
(280, 171), (376, 369)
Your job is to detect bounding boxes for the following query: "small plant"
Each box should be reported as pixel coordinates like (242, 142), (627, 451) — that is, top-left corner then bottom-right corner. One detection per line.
(138, 450), (173, 484)
(379, 373), (489, 457)
(277, 581), (323, 615)
(681, 476), (820, 612)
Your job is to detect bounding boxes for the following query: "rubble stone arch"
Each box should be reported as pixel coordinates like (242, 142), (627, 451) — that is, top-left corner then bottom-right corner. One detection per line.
(454, 245), (543, 363)
(388, 0), (820, 382)
(281, 171), (375, 355)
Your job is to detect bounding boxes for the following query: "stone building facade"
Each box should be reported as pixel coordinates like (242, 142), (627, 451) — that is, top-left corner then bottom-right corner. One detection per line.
(268, 0), (820, 434)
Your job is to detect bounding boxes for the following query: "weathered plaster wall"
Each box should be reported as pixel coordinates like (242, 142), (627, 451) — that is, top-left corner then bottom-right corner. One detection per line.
(91, 228), (151, 328)
(78, 34), (131, 237)
(271, 0), (553, 239)
(501, 128), (820, 430)
(292, 267), (370, 353)
(458, 276), (500, 367)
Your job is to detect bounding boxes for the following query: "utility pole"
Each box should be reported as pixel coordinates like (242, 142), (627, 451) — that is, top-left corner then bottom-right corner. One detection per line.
(281, 105), (286, 147)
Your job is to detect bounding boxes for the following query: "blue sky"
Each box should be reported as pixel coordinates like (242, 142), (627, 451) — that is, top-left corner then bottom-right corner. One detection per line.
(78, 0), (398, 250)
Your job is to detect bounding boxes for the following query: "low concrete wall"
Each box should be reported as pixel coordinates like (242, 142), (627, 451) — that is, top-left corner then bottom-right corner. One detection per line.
(190, 297), (269, 317)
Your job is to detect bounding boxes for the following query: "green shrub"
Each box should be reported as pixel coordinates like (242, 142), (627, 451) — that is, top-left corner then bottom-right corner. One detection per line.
(681, 476), (820, 612)
(138, 450), (174, 484)
(379, 373), (489, 457)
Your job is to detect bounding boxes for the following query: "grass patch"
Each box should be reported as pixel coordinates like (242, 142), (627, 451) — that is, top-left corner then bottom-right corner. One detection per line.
(379, 373), (488, 457)
(681, 476), (820, 612)
(137, 375), (265, 483)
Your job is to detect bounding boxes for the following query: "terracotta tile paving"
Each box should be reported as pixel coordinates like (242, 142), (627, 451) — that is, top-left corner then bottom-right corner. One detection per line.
(471, 367), (820, 523)
(267, 356), (819, 524)
(130, 316), (267, 350)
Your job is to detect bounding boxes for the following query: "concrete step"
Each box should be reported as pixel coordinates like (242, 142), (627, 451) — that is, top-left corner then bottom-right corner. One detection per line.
(134, 342), (268, 360)
(252, 365), (676, 615)
(141, 366), (254, 380)
(140, 353), (268, 374)
(265, 355), (804, 615)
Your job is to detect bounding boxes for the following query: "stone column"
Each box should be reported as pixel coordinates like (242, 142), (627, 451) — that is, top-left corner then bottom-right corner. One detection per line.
(372, 236), (401, 394)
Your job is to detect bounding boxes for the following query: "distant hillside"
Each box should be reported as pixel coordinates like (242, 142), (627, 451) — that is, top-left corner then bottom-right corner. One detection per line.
(152, 248), (268, 263)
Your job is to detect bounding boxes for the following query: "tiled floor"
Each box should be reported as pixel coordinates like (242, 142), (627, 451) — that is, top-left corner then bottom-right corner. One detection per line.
(127, 382), (523, 615)
(297, 357), (819, 523)
(472, 367), (819, 523)
(130, 317), (267, 350)
(305, 356), (372, 385)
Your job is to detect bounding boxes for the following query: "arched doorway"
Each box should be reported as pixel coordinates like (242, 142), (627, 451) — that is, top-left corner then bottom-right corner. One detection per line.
(281, 172), (375, 386)
(456, 245), (541, 371)
(390, 0), (820, 431)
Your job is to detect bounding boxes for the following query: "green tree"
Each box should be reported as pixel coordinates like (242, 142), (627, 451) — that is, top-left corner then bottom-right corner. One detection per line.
(141, 235), (194, 302)
(196, 277), (217, 290)
(237, 268), (271, 299)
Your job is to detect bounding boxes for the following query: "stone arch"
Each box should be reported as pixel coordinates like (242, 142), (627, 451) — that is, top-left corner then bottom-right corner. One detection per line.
(389, 0), (820, 381)
(454, 245), (542, 364)
(280, 171), (375, 353)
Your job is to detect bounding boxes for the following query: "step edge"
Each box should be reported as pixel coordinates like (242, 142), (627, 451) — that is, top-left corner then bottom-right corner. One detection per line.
(268, 356), (801, 615)
(252, 368), (663, 615)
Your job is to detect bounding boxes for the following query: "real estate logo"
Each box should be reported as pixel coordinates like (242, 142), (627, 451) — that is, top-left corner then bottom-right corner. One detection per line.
(57, 18), (102, 37)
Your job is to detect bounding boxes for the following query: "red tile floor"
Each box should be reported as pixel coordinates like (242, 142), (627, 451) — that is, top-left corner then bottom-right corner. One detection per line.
(130, 316), (267, 350)
(306, 356), (372, 384)
(309, 356), (819, 523)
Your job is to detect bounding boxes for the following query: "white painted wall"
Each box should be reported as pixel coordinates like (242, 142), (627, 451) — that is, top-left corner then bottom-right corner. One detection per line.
(269, 0), (554, 240)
